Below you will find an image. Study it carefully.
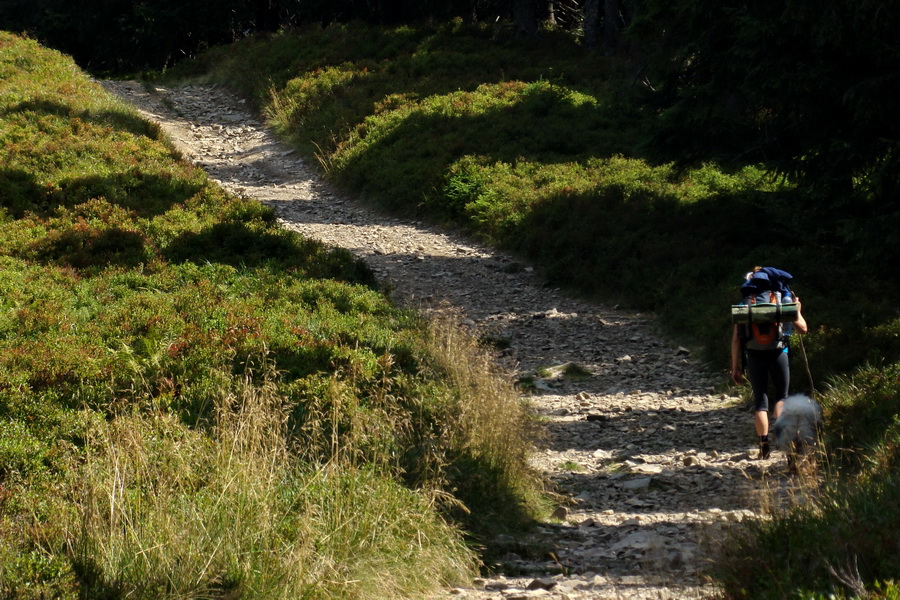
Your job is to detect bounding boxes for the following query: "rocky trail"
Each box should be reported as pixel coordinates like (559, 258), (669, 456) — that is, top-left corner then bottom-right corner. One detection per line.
(101, 80), (793, 599)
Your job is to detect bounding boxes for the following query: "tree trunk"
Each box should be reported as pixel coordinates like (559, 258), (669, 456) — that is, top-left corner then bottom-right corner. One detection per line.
(514, 0), (538, 39)
(603, 0), (619, 56)
(584, 0), (600, 51)
(255, 0), (279, 33)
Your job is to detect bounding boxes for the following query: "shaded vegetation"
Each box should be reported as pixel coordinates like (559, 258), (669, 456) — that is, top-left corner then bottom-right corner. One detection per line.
(4, 4), (900, 595)
(0, 0), (608, 73)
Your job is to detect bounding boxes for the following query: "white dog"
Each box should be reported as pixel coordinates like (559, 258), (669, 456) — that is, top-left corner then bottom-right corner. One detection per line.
(772, 394), (822, 470)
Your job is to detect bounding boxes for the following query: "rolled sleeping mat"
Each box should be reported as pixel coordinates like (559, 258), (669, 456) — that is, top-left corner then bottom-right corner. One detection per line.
(731, 303), (798, 324)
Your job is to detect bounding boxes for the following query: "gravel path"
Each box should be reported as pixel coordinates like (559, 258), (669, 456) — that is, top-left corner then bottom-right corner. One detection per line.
(101, 80), (791, 600)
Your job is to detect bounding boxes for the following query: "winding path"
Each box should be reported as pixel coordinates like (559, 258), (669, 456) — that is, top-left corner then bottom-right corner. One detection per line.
(102, 80), (788, 600)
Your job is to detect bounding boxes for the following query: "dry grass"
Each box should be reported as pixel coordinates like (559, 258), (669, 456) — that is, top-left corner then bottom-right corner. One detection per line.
(68, 363), (478, 600)
(421, 311), (542, 502)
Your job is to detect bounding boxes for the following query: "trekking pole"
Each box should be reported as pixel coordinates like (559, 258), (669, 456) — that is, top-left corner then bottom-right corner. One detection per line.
(796, 334), (817, 398)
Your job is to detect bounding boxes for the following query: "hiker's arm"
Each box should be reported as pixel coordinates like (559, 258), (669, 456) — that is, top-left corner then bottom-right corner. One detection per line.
(793, 297), (808, 334)
(730, 325), (744, 384)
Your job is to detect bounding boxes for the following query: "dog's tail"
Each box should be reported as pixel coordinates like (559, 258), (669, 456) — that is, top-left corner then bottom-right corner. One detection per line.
(772, 394), (822, 453)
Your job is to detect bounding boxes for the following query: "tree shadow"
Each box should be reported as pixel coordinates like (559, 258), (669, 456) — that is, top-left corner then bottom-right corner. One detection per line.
(30, 225), (148, 270)
(0, 167), (44, 218)
(1, 167), (204, 220)
(2, 98), (163, 141)
(240, 23), (606, 106)
(540, 403), (750, 455)
(164, 221), (376, 285)
(3, 98), (203, 221)
(332, 85), (643, 215)
(61, 172), (205, 218)
(270, 36), (894, 380)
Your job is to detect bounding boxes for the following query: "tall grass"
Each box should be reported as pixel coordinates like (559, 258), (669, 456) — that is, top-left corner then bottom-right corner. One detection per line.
(71, 367), (476, 600)
(710, 462), (900, 599)
(709, 364), (900, 599)
(416, 313), (546, 536)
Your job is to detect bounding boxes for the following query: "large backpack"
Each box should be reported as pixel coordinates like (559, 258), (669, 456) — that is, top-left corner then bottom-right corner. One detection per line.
(741, 289), (789, 350)
(732, 267), (797, 352)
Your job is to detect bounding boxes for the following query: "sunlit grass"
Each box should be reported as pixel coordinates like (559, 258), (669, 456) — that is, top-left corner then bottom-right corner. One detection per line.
(69, 368), (476, 600)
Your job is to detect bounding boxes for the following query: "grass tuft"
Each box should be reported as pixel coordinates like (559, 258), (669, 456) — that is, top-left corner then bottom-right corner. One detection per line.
(415, 313), (547, 537)
(69, 366), (477, 600)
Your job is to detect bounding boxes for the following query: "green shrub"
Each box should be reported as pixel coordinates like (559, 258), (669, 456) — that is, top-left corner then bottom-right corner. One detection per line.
(172, 21), (900, 383)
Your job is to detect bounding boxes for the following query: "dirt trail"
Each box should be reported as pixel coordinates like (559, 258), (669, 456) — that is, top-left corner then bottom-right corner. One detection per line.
(101, 80), (788, 599)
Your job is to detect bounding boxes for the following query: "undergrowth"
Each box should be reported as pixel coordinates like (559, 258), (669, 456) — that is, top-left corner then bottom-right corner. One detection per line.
(8, 17), (900, 598)
(709, 363), (900, 599)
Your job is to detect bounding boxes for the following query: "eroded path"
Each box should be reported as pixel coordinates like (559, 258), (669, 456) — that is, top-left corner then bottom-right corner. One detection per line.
(102, 80), (785, 599)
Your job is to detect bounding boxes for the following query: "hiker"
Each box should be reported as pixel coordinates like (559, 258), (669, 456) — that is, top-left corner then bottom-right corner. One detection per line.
(730, 267), (808, 459)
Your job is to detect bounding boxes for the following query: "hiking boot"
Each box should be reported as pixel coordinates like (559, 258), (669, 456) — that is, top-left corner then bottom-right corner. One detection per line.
(759, 439), (771, 459)
(786, 453), (797, 473)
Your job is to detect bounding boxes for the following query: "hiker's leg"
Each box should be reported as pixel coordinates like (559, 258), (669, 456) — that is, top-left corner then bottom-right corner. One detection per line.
(754, 410), (769, 436)
(770, 350), (790, 420)
(755, 408), (771, 459)
(746, 351), (770, 437)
